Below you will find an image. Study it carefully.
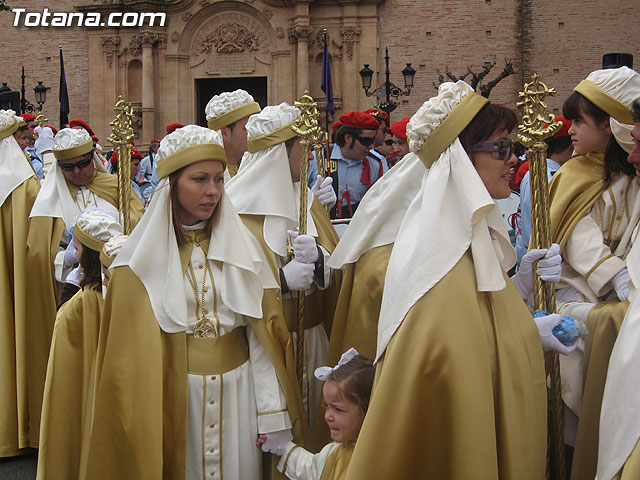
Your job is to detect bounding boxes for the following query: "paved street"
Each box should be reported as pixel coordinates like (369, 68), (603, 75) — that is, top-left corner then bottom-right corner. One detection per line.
(0, 451), (37, 479)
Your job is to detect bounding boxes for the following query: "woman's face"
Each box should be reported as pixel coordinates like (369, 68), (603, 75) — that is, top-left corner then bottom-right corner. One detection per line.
(471, 128), (517, 200)
(174, 160), (225, 226)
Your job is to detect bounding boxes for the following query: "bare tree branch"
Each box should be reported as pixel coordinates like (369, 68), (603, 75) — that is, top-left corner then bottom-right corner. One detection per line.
(433, 58), (516, 98)
(479, 59), (515, 98)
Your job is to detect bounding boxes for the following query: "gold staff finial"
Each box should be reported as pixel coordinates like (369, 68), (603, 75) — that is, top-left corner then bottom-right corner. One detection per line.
(291, 90), (321, 391)
(33, 113), (48, 140)
(107, 96), (135, 234)
(517, 73), (565, 480)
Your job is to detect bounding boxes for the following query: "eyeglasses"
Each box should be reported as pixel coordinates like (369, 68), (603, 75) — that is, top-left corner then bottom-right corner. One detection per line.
(354, 135), (376, 147)
(384, 139), (395, 146)
(57, 154), (93, 171)
(470, 138), (515, 161)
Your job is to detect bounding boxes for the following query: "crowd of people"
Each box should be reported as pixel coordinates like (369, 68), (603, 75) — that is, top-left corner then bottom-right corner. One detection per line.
(1, 64), (640, 480)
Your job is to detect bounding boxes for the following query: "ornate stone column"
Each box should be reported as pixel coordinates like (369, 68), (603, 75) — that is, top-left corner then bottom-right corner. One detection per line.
(141, 32), (159, 144)
(292, 26), (313, 97)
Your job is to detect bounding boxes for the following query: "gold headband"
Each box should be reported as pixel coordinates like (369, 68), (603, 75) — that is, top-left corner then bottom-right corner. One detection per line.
(157, 143), (227, 179)
(246, 122), (297, 153)
(53, 138), (94, 161)
(0, 120), (19, 140)
(574, 79), (634, 125)
(418, 92), (490, 169)
(99, 248), (114, 268)
(73, 222), (108, 252)
(207, 102), (261, 130)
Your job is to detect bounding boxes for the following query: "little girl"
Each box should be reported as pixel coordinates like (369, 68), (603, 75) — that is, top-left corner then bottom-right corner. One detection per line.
(258, 348), (374, 480)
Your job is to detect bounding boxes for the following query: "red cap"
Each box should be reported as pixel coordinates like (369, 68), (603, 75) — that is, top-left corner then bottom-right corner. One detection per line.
(389, 117), (411, 140)
(331, 121), (342, 131)
(45, 125), (58, 135)
(21, 113), (36, 122)
(549, 116), (571, 137)
(69, 119), (95, 137)
(166, 123), (184, 134)
(91, 135), (99, 143)
(338, 111), (379, 130)
(151, 137), (162, 144)
(131, 149), (143, 160)
(364, 109), (390, 126)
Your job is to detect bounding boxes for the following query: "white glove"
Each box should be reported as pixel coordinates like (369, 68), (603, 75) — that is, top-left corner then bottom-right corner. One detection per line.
(513, 243), (562, 299)
(34, 126), (54, 154)
(65, 266), (84, 287)
(612, 268), (631, 301)
(281, 259), (314, 291)
(260, 429), (293, 456)
(534, 313), (577, 355)
(311, 175), (337, 209)
(63, 240), (78, 268)
(287, 230), (318, 263)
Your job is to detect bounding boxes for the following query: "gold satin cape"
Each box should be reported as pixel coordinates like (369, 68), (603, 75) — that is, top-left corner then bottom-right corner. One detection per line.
(23, 170), (143, 447)
(320, 443), (355, 480)
(613, 438), (640, 479)
(36, 287), (104, 479)
(83, 244), (309, 479)
(345, 251), (547, 480)
(0, 176), (40, 456)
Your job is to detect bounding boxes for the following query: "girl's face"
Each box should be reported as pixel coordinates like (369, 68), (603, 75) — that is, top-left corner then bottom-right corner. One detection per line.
(568, 110), (611, 155)
(471, 128), (517, 200)
(323, 380), (365, 443)
(72, 235), (83, 263)
(174, 160), (225, 226)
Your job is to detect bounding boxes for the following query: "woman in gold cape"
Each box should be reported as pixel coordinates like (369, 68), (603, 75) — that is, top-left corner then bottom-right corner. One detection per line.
(546, 67), (640, 479)
(37, 209), (122, 479)
(83, 126), (307, 480)
(345, 82), (549, 480)
(0, 110), (41, 456)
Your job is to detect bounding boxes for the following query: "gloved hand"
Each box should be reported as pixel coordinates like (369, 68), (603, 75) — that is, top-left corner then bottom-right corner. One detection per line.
(281, 259), (315, 291)
(65, 266), (84, 287)
(612, 268), (631, 301)
(534, 313), (577, 355)
(512, 243), (562, 299)
(287, 230), (318, 263)
(34, 126), (54, 154)
(311, 175), (337, 209)
(63, 240), (78, 268)
(260, 429), (293, 456)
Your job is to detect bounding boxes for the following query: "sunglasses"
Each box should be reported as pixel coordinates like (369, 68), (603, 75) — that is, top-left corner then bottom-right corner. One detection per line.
(57, 154), (93, 171)
(470, 138), (515, 161)
(384, 139), (395, 146)
(354, 135), (376, 147)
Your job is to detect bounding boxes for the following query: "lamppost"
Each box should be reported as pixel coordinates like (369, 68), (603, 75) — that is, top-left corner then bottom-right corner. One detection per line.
(34, 81), (48, 110)
(359, 47), (416, 114)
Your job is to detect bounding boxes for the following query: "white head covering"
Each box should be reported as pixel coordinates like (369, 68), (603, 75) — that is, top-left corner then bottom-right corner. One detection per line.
(0, 109), (36, 206)
(113, 124), (277, 333)
(205, 89), (261, 131)
(74, 208), (123, 252)
(329, 101), (439, 269)
(314, 348), (359, 381)
(574, 66), (640, 152)
(375, 81), (515, 361)
(597, 238), (640, 480)
(30, 128), (109, 225)
(226, 103), (319, 257)
(100, 233), (128, 268)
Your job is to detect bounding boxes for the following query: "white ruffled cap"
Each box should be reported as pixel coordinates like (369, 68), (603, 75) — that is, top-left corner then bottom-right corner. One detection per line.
(157, 125), (223, 163)
(585, 67), (640, 112)
(246, 103), (300, 140)
(205, 89), (255, 122)
(103, 234), (128, 260)
(53, 127), (91, 152)
(75, 208), (122, 247)
(0, 109), (36, 206)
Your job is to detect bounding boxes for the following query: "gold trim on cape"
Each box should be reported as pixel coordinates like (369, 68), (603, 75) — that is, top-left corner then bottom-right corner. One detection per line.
(99, 248), (113, 268)
(207, 102), (260, 130)
(54, 138), (94, 161)
(246, 122), (297, 153)
(574, 80), (634, 125)
(0, 120), (19, 139)
(157, 143), (227, 179)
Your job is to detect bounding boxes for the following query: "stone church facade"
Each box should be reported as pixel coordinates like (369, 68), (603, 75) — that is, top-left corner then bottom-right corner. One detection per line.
(1, 0), (638, 149)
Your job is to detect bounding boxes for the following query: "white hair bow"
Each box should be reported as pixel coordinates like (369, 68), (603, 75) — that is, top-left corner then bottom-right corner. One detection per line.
(314, 348), (359, 381)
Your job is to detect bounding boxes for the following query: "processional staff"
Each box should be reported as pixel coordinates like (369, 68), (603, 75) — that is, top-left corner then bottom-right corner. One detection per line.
(107, 96), (135, 234)
(517, 73), (565, 480)
(291, 90), (322, 389)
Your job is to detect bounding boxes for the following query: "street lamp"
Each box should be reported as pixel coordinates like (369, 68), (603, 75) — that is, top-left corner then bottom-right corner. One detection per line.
(360, 47), (416, 114)
(34, 81), (47, 110)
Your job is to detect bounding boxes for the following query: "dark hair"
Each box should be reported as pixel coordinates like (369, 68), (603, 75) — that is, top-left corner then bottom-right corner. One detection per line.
(545, 135), (573, 156)
(335, 125), (365, 148)
(633, 99), (640, 123)
(387, 154), (403, 168)
(326, 354), (375, 414)
(458, 104), (519, 156)
(563, 91), (633, 182)
(169, 168), (219, 246)
(79, 246), (102, 291)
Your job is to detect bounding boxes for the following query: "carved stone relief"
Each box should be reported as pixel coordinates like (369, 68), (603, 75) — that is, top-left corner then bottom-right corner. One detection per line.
(101, 36), (120, 68)
(340, 26), (361, 59)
